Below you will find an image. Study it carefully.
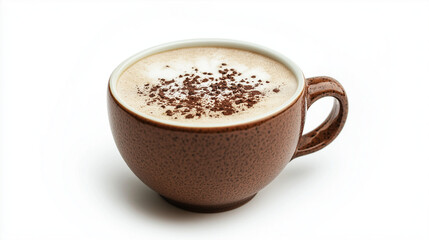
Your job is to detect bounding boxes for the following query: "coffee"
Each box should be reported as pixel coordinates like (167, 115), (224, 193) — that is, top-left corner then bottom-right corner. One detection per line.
(116, 47), (297, 124)
(109, 40), (348, 212)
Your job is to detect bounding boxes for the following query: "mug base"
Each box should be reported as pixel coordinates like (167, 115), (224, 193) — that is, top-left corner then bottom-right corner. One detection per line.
(161, 193), (257, 213)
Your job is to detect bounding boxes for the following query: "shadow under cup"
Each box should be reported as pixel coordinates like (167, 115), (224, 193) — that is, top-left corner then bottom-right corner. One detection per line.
(107, 39), (348, 213)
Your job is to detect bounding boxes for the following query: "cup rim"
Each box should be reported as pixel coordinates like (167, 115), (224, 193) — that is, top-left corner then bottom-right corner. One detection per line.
(109, 38), (305, 129)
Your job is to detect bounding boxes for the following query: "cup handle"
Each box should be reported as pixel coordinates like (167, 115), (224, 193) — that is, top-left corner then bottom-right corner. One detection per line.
(293, 76), (348, 159)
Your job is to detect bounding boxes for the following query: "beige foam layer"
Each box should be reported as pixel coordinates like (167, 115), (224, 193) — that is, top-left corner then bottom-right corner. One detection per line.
(116, 47), (297, 124)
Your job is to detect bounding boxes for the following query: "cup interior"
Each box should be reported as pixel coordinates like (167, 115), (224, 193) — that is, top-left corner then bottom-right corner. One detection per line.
(109, 39), (305, 128)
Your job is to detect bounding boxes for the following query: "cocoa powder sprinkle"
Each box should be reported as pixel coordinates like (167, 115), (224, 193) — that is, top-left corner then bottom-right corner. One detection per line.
(135, 63), (281, 119)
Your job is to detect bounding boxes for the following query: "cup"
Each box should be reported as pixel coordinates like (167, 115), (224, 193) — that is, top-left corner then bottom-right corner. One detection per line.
(108, 39), (348, 213)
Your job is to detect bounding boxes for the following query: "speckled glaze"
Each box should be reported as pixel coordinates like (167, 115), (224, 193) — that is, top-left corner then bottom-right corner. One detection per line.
(107, 40), (348, 213)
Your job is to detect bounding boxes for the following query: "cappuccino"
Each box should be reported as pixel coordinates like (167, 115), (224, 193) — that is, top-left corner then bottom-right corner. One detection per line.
(116, 47), (297, 124)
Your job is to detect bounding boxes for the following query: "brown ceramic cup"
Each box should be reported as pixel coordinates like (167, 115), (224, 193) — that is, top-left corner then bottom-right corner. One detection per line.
(108, 39), (348, 213)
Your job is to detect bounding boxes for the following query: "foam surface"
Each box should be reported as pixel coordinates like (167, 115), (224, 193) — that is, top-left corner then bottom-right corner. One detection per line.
(116, 47), (297, 124)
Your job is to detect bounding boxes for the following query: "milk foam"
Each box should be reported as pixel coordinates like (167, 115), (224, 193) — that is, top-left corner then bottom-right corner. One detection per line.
(116, 47), (298, 124)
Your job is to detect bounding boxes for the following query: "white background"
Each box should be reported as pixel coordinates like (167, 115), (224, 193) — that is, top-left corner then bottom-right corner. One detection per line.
(1, 0), (429, 239)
